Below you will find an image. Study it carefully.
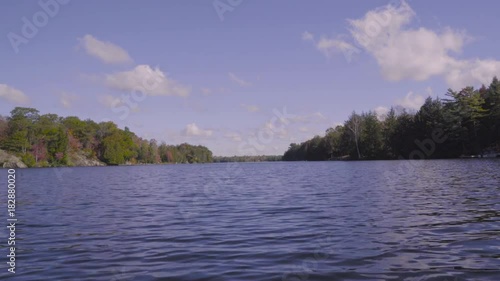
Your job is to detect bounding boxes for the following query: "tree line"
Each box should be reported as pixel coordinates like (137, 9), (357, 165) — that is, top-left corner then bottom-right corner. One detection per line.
(0, 107), (213, 167)
(213, 155), (283, 163)
(283, 78), (500, 161)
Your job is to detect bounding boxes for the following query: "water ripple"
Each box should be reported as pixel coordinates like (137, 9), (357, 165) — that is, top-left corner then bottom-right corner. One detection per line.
(0, 160), (499, 280)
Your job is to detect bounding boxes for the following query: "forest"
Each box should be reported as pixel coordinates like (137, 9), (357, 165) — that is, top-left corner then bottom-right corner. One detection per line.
(213, 155), (283, 162)
(3, 78), (500, 167)
(0, 107), (213, 167)
(284, 78), (500, 161)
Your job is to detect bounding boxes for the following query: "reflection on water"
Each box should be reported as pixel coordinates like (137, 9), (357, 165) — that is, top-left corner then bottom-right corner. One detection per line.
(0, 160), (499, 280)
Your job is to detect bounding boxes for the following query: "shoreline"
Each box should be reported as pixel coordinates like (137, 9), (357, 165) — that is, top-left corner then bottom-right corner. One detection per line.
(2, 156), (500, 169)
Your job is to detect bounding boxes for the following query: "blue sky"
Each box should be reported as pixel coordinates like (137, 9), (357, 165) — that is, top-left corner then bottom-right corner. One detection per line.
(1, 0), (500, 156)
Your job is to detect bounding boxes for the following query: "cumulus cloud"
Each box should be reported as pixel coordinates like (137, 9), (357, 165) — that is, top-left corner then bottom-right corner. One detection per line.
(374, 106), (390, 120)
(60, 92), (78, 108)
(224, 132), (242, 142)
(303, 31), (359, 59)
(228, 72), (251, 86)
(302, 31), (314, 41)
(184, 123), (213, 137)
(99, 94), (123, 108)
(445, 59), (500, 89)
(316, 37), (359, 58)
(396, 91), (426, 111)
(425, 86), (433, 96)
(309, 1), (500, 89)
(312, 112), (327, 120)
(105, 65), (190, 97)
(0, 84), (29, 104)
(346, 1), (470, 84)
(286, 111), (328, 124)
(375, 89), (428, 117)
(78, 34), (133, 64)
(263, 120), (288, 139)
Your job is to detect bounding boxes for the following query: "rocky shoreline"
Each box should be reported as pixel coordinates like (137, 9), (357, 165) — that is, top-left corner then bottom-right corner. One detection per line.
(0, 149), (106, 169)
(0, 149), (27, 168)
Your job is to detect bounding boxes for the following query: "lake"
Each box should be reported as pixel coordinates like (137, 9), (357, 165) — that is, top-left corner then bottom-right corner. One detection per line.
(1, 160), (499, 280)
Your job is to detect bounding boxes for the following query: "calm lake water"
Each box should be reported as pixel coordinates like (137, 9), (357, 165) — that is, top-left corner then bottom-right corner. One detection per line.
(1, 160), (499, 280)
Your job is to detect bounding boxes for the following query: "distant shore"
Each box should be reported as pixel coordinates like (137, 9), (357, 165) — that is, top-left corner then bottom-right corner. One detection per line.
(3, 152), (500, 169)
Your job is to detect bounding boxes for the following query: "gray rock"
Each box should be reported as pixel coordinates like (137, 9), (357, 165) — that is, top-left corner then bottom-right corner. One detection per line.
(0, 149), (27, 168)
(69, 151), (106, 167)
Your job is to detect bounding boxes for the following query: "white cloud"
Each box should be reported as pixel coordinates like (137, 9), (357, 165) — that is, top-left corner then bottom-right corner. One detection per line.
(228, 72), (251, 86)
(302, 31), (314, 41)
(425, 86), (433, 96)
(264, 121), (276, 131)
(312, 112), (327, 120)
(224, 132), (242, 142)
(445, 59), (500, 89)
(241, 104), (260, 112)
(347, 1), (470, 84)
(376, 90), (429, 116)
(395, 91), (426, 111)
(106, 65), (190, 97)
(99, 94), (123, 108)
(374, 106), (390, 120)
(312, 1), (500, 89)
(316, 37), (359, 58)
(286, 111), (328, 124)
(332, 122), (344, 128)
(263, 121), (288, 139)
(78, 34), (133, 64)
(303, 31), (359, 59)
(184, 123), (213, 137)
(0, 84), (29, 104)
(60, 92), (78, 108)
